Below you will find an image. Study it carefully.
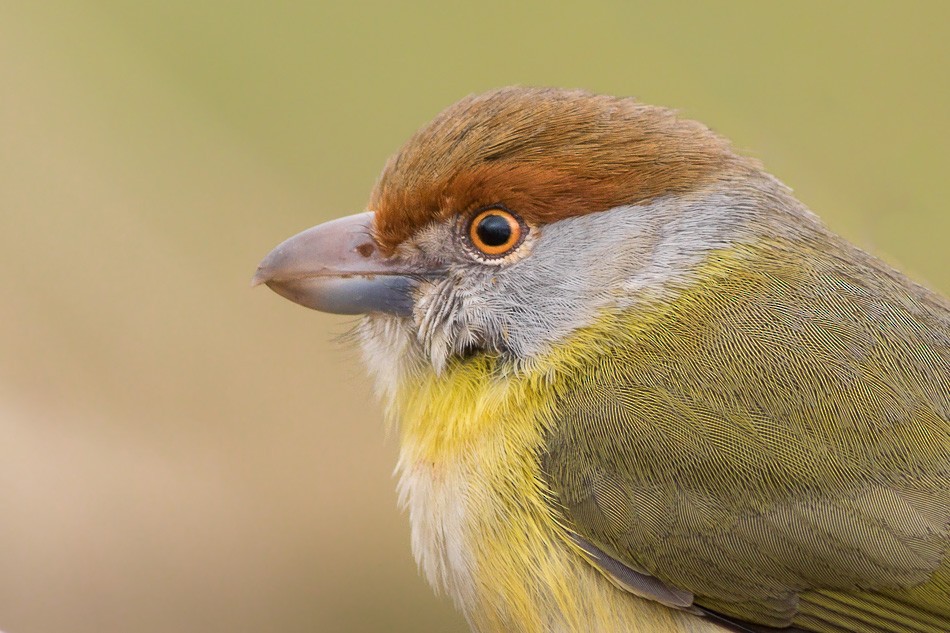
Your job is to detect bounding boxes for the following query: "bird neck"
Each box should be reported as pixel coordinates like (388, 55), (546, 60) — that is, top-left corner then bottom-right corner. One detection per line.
(388, 311), (732, 633)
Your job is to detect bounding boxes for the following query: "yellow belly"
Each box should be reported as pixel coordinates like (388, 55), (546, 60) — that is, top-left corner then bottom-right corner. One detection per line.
(392, 353), (726, 633)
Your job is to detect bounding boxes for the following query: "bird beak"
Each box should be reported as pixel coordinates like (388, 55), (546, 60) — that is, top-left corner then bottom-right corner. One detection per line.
(252, 211), (436, 316)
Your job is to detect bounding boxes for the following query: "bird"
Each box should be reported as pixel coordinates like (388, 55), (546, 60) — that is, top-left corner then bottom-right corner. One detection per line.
(253, 87), (950, 633)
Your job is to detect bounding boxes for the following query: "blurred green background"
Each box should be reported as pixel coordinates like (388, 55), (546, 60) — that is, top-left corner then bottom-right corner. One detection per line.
(1, 2), (947, 632)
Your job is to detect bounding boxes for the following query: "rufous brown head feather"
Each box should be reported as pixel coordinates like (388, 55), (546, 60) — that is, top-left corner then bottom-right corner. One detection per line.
(370, 86), (750, 253)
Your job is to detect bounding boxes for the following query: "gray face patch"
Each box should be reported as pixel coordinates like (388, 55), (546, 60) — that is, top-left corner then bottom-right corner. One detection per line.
(358, 173), (819, 380)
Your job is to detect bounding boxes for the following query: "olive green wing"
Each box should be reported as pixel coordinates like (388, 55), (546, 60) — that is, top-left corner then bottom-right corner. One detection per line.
(541, 241), (950, 633)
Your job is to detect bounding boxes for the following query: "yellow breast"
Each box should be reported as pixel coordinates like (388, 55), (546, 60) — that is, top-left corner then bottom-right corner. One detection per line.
(391, 353), (723, 633)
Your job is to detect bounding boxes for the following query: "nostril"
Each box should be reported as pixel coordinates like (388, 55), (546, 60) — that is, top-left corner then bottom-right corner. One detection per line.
(355, 242), (375, 258)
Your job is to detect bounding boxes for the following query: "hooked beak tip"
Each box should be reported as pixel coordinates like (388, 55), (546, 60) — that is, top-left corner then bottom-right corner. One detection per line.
(250, 267), (270, 288)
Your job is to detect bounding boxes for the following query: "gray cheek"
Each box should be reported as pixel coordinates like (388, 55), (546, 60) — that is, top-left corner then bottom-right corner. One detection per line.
(405, 193), (758, 365)
(486, 210), (660, 358)
(403, 208), (659, 363)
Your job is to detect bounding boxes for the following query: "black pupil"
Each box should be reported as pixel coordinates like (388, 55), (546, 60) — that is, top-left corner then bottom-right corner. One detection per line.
(476, 214), (512, 247)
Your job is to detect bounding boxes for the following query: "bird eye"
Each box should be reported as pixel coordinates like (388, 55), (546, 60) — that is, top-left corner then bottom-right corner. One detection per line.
(467, 207), (525, 258)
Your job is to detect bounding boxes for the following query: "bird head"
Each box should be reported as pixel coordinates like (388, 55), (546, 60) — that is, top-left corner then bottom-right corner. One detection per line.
(254, 87), (818, 390)
(254, 88), (950, 633)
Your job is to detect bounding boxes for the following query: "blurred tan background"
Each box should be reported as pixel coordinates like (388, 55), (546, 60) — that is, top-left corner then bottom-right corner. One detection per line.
(1, 2), (947, 632)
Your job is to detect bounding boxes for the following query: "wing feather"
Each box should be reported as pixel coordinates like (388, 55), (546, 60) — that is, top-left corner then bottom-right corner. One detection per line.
(541, 238), (950, 632)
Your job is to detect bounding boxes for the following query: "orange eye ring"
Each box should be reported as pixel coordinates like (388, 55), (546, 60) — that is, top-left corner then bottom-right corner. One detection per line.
(467, 207), (525, 258)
